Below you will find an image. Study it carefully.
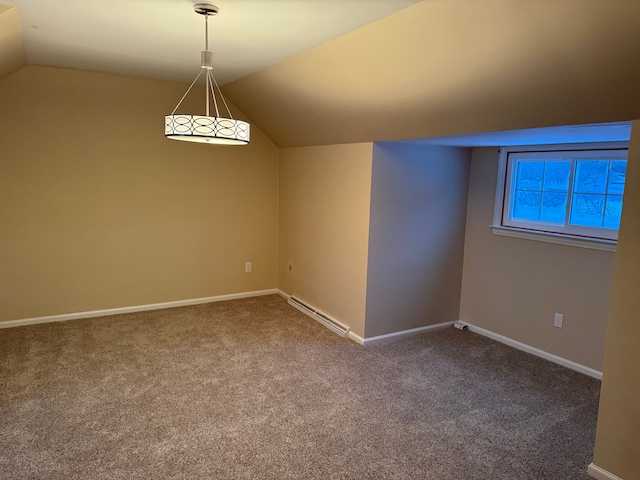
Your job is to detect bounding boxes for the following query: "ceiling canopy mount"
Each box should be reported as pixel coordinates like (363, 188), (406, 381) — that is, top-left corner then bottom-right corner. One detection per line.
(194, 4), (219, 16)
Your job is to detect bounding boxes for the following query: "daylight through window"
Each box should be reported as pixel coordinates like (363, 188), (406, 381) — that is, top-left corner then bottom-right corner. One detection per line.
(501, 147), (628, 241)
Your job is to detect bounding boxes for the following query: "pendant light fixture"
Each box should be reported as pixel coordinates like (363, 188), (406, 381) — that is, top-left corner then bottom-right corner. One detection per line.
(165, 3), (250, 145)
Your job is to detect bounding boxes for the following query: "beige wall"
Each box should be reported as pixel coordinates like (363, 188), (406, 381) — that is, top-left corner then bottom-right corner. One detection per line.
(459, 147), (615, 371)
(365, 143), (470, 337)
(278, 143), (373, 337)
(224, 0), (640, 147)
(593, 120), (640, 479)
(0, 65), (279, 322)
(0, 5), (26, 80)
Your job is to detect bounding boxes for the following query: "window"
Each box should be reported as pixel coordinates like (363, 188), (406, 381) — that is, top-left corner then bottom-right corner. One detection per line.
(494, 144), (628, 247)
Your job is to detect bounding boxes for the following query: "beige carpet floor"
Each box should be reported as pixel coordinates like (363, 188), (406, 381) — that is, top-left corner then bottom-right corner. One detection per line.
(0, 295), (599, 479)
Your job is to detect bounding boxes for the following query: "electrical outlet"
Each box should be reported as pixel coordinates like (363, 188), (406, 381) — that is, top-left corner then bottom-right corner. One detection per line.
(554, 313), (563, 328)
(245, 262), (252, 273)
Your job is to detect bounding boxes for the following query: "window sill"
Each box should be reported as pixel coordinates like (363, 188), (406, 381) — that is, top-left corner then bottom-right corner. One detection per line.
(491, 226), (617, 252)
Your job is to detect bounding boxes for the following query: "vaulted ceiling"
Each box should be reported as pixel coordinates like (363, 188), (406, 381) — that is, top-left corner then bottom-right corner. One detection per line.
(222, 0), (640, 147)
(0, 0), (418, 84)
(3, 0), (640, 148)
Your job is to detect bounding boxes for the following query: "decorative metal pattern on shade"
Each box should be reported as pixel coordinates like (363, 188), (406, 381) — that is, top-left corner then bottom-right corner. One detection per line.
(166, 4), (250, 146)
(165, 115), (250, 145)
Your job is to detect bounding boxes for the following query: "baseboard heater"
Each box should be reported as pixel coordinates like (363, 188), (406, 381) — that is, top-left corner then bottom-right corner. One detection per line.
(287, 296), (350, 337)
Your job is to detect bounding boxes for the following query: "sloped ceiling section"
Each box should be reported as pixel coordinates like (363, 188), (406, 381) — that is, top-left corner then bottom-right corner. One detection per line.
(0, 5), (26, 80)
(223, 0), (640, 148)
(7, 0), (420, 85)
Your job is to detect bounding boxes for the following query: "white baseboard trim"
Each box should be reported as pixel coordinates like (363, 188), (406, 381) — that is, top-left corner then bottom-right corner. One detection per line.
(349, 321), (456, 346)
(588, 463), (624, 480)
(0, 289), (279, 330)
(277, 292), (453, 344)
(460, 322), (603, 380)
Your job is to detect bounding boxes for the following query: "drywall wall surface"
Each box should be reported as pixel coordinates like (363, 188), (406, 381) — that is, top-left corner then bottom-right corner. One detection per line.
(0, 5), (26, 80)
(593, 120), (640, 479)
(223, 0), (640, 147)
(278, 143), (373, 337)
(0, 65), (279, 322)
(459, 147), (615, 371)
(365, 143), (471, 337)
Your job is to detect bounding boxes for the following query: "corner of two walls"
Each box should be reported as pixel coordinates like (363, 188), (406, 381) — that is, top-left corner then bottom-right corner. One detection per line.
(276, 141), (472, 339)
(0, 65), (279, 322)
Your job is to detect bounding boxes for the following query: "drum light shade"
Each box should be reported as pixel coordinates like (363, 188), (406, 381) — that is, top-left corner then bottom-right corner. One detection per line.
(165, 4), (250, 146)
(165, 115), (250, 145)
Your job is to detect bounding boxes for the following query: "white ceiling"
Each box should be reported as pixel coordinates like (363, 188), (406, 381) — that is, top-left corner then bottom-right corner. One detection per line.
(2, 0), (419, 85)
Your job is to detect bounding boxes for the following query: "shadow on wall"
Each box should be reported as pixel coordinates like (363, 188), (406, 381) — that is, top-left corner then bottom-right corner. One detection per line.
(364, 142), (471, 338)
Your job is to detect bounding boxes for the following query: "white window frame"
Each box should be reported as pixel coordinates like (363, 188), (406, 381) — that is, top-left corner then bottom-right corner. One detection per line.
(492, 142), (629, 252)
